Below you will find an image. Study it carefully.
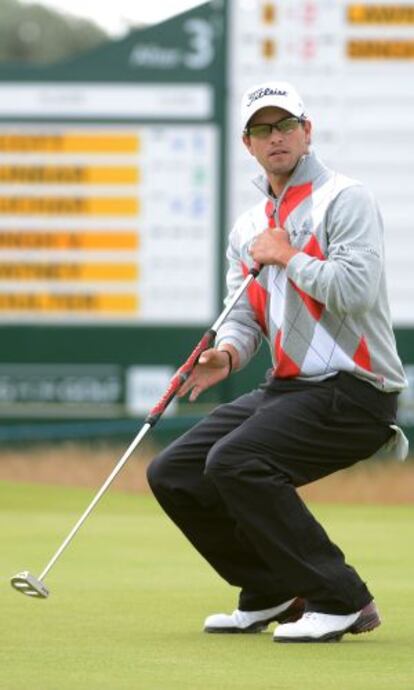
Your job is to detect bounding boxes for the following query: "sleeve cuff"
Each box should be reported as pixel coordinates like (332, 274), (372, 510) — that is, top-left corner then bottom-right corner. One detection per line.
(214, 333), (250, 370)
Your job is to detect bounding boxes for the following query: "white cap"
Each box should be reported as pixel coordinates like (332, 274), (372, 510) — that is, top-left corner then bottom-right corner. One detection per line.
(241, 81), (306, 132)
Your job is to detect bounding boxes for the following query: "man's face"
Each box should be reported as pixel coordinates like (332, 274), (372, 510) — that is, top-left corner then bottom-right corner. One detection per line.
(242, 106), (312, 178)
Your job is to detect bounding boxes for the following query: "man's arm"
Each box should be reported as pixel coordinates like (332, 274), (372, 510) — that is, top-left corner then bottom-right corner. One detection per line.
(250, 185), (383, 316)
(285, 185), (383, 315)
(178, 219), (263, 402)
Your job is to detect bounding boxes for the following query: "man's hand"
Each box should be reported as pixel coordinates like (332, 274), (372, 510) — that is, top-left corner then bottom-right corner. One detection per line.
(249, 226), (299, 267)
(177, 347), (238, 402)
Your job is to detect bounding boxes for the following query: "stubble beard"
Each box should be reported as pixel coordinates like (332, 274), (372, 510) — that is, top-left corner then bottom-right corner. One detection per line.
(265, 158), (296, 178)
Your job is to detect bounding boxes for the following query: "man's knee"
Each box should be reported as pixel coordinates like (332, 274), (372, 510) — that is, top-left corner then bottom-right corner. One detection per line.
(147, 440), (208, 497)
(146, 447), (175, 494)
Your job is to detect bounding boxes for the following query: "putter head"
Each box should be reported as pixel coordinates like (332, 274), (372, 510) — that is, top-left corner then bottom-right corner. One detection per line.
(10, 571), (49, 599)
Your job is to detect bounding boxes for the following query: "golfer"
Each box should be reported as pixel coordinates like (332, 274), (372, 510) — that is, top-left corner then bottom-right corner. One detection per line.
(147, 81), (408, 643)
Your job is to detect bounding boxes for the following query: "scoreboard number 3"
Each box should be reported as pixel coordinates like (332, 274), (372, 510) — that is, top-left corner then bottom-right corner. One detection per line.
(183, 18), (215, 69)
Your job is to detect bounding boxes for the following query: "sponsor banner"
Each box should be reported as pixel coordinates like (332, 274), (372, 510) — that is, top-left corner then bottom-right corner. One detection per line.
(0, 364), (123, 417)
(0, 363), (180, 418)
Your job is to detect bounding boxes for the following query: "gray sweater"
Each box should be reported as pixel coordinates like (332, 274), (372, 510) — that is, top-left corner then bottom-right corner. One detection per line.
(216, 151), (407, 392)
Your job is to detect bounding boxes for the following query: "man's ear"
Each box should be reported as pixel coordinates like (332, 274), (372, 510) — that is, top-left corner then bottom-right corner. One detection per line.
(242, 133), (252, 154)
(304, 120), (312, 146)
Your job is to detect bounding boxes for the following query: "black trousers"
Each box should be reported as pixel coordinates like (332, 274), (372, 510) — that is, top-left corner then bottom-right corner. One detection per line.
(147, 372), (397, 614)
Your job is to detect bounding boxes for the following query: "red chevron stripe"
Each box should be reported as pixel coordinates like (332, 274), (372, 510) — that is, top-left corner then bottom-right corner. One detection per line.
(353, 336), (372, 371)
(303, 233), (325, 260)
(273, 330), (301, 378)
(289, 233), (325, 321)
(279, 182), (313, 226)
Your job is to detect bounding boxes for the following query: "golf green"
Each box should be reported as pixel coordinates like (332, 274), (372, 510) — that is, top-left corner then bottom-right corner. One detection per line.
(1, 480), (413, 690)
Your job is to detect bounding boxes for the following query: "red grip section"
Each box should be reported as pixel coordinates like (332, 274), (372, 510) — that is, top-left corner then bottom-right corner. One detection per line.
(177, 330), (215, 377)
(146, 329), (216, 425)
(146, 372), (182, 419)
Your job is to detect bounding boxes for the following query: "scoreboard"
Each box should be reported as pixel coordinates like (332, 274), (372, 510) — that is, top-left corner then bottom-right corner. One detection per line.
(0, 87), (217, 325)
(228, 0), (414, 326)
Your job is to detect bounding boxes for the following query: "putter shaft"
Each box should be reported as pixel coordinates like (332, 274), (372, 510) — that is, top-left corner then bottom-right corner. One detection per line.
(11, 264), (260, 598)
(38, 422), (151, 582)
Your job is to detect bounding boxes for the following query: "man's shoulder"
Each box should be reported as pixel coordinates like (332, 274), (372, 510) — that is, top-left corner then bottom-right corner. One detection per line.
(313, 167), (376, 210)
(326, 173), (377, 206)
(323, 174), (381, 229)
(318, 166), (362, 194)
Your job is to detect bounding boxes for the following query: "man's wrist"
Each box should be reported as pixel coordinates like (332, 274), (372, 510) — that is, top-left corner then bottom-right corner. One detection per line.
(218, 344), (240, 372)
(278, 247), (300, 267)
(220, 349), (233, 376)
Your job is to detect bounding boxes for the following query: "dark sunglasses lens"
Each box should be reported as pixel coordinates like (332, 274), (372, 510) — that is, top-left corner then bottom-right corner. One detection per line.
(277, 117), (300, 132)
(248, 124), (272, 138)
(248, 118), (302, 137)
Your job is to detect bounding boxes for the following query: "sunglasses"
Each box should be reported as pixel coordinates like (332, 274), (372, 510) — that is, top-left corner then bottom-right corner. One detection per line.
(245, 116), (305, 139)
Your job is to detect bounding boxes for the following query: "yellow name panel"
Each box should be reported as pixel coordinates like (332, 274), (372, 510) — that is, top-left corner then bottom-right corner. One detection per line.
(0, 197), (139, 215)
(0, 263), (138, 281)
(0, 134), (139, 153)
(0, 293), (138, 313)
(0, 166), (139, 184)
(0, 231), (138, 250)
(347, 39), (414, 58)
(348, 4), (414, 24)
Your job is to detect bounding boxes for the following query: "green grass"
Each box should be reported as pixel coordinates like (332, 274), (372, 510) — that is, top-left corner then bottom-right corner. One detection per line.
(1, 480), (413, 690)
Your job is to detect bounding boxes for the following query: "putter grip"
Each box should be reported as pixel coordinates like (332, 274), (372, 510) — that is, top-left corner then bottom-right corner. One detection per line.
(251, 261), (262, 277)
(145, 328), (216, 426)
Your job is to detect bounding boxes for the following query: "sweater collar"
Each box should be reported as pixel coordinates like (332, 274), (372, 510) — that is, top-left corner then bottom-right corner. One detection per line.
(252, 150), (329, 201)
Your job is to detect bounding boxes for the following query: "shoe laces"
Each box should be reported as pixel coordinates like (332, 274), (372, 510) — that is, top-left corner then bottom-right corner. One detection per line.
(302, 612), (320, 621)
(233, 610), (253, 626)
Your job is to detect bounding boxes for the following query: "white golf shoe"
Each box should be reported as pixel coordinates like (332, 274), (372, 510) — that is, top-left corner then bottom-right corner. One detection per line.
(273, 600), (381, 643)
(204, 597), (304, 633)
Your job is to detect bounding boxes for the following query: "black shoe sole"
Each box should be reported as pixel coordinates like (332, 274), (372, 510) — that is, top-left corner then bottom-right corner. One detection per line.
(276, 632), (344, 643)
(205, 621), (270, 634)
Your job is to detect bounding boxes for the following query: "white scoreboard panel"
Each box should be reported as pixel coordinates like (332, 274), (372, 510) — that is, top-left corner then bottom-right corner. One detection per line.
(228, 0), (414, 325)
(0, 84), (218, 325)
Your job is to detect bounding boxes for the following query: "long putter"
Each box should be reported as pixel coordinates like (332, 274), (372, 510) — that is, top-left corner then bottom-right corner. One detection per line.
(11, 263), (261, 599)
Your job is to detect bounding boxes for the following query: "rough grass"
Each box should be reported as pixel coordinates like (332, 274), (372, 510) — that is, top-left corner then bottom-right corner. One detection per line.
(1, 441), (414, 503)
(1, 480), (413, 690)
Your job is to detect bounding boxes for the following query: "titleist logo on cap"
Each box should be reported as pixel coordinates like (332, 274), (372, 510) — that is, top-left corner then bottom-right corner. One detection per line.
(246, 87), (288, 107)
